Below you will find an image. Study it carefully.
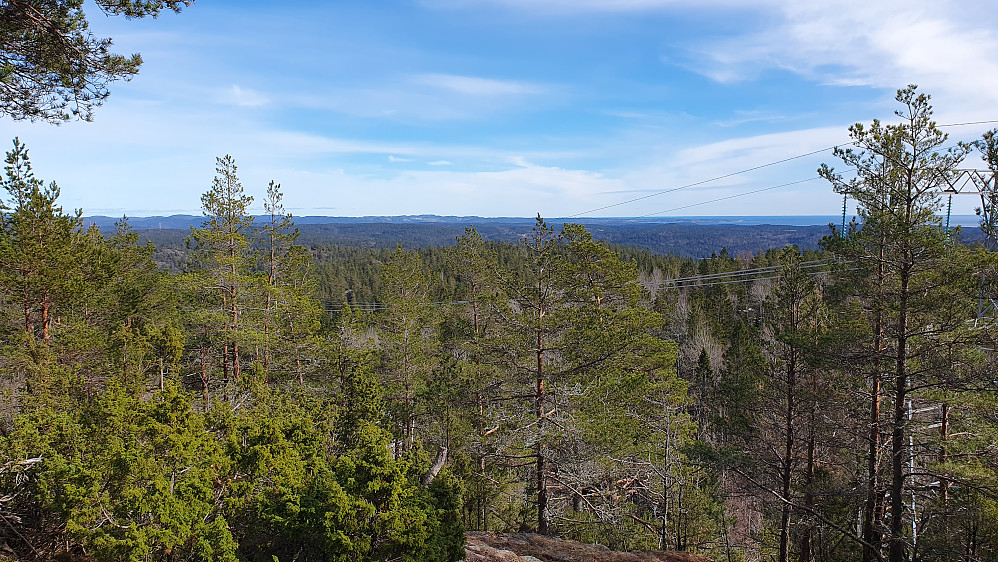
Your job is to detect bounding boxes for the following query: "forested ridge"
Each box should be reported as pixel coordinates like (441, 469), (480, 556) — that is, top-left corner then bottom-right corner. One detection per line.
(0, 88), (997, 562)
(96, 219), (855, 263)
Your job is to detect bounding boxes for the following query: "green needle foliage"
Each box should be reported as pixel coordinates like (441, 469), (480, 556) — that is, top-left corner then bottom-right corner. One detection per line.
(0, 0), (191, 122)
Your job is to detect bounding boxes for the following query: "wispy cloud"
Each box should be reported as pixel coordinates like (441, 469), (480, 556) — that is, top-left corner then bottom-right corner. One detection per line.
(429, 0), (998, 121)
(410, 73), (547, 96)
(685, 0), (998, 115)
(715, 110), (789, 128)
(220, 85), (268, 107)
(424, 0), (757, 13)
(285, 74), (555, 122)
(428, 160), (453, 166)
(389, 155), (415, 162)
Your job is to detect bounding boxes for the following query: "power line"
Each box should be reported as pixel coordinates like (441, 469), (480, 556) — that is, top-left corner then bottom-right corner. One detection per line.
(569, 144), (850, 218)
(937, 119), (998, 128)
(647, 259), (838, 286)
(635, 135), (976, 219)
(638, 177), (821, 218)
(663, 268), (859, 290)
(325, 262), (846, 310)
(568, 118), (997, 220)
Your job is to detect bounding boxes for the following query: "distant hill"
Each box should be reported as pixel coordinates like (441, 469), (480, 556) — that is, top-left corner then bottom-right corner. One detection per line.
(85, 214), (985, 260)
(82, 214), (850, 231)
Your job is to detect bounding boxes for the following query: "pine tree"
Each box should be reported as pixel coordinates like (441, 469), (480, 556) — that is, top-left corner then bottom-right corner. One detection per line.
(259, 180), (320, 384)
(186, 155), (257, 396)
(762, 247), (826, 562)
(0, 138), (82, 343)
(820, 85), (983, 562)
(377, 246), (437, 455)
(476, 217), (687, 543)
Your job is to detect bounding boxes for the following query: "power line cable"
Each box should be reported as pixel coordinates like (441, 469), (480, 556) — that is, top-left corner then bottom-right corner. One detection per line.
(642, 137), (977, 219)
(648, 259), (838, 286)
(664, 268), (859, 289)
(569, 144), (849, 218)
(638, 176), (821, 217)
(325, 262), (846, 309)
(937, 120), (998, 128)
(568, 119), (998, 219)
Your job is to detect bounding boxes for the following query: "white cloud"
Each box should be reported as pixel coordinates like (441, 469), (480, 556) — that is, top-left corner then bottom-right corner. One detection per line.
(220, 85), (268, 107)
(670, 127), (846, 170)
(428, 160), (453, 166)
(715, 110), (789, 128)
(271, 162), (626, 217)
(286, 75), (555, 122)
(389, 155), (415, 162)
(686, 0), (998, 116)
(429, 0), (998, 122)
(410, 74), (547, 96)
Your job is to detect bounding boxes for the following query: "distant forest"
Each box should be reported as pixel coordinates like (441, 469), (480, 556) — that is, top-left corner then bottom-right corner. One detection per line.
(93, 218), (983, 264)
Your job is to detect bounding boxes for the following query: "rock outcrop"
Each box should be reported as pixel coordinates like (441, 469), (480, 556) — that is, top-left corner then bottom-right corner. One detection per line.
(464, 532), (713, 562)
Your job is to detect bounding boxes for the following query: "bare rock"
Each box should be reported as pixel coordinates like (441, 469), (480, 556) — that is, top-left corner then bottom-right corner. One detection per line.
(464, 532), (712, 562)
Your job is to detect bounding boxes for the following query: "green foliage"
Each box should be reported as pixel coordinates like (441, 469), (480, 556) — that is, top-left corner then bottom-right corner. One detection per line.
(4, 385), (237, 561)
(0, 0), (190, 122)
(375, 246), (438, 452)
(0, 138), (82, 343)
(817, 86), (996, 562)
(6, 113), (998, 562)
(258, 181), (322, 384)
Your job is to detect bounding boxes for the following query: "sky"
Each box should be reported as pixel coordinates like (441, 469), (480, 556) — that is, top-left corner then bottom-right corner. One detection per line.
(2, 0), (997, 219)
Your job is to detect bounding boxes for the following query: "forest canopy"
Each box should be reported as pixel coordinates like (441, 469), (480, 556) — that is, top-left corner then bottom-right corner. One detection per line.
(0, 87), (997, 562)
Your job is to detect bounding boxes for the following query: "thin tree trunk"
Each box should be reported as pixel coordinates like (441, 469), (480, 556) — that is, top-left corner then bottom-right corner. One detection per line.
(940, 403), (949, 503)
(863, 248), (887, 562)
(779, 350), (797, 562)
(536, 322), (548, 535)
(233, 343), (240, 379)
(888, 268), (910, 562)
(200, 347), (210, 405)
(800, 413), (816, 562)
(266, 233), (276, 370)
(41, 300), (49, 341)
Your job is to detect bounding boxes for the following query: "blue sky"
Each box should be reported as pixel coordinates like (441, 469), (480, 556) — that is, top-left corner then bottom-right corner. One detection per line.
(2, 0), (997, 218)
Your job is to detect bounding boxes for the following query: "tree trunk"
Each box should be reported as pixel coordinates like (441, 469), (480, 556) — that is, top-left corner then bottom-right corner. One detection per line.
(41, 300), (50, 341)
(800, 414), (816, 562)
(200, 347), (210, 406)
(536, 324), (549, 535)
(779, 351), (797, 562)
(421, 447), (448, 486)
(888, 268), (910, 562)
(863, 249), (886, 562)
(233, 343), (240, 379)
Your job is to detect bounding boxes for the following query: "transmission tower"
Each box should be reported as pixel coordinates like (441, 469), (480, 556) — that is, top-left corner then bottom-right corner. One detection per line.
(937, 169), (998, 321)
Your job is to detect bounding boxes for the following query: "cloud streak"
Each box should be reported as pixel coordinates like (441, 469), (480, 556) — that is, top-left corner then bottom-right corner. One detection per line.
(220, 85), (268, 107)
(410, 74), (547, 96)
